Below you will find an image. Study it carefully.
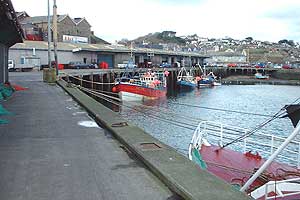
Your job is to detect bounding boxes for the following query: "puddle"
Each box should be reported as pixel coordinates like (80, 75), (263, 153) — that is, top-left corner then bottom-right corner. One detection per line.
(72, 111), (87, 116)
(78, 120), (99, 128)
(66, 106), (79, 110)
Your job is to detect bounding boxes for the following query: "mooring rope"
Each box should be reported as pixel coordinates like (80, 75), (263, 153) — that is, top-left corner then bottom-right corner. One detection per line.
(66, 74), (116, 85)
(172, 102), (274, 118)
(221, 97), (300, 149)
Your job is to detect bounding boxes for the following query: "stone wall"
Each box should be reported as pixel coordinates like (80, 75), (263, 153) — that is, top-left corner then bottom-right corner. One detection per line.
(57, 16), (77, 42)
(273, 69), (300, 80)
(76, 19), (91, 40)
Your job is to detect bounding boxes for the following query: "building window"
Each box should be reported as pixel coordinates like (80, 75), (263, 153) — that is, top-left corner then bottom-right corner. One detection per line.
(21, 57), (25, 64)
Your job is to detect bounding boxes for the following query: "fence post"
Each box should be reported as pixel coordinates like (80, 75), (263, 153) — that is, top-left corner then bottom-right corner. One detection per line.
(271, 136), (274, 154)
(220, 124), (223, 147)
(298, 143), (300, 169)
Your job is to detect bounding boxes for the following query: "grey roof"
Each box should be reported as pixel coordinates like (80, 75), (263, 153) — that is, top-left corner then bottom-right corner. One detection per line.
(10, 41), (208, 58)
(73, 17), (91, 27)
(20, 15), (68, 24)
(73, 18), (82, 23)
(20, 15), (91, 27)
(207, 51), (245, 57)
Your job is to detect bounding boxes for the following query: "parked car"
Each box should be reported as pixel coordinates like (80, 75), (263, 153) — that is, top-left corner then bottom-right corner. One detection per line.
(68, 61), (95, 69)
(117, 63), (127, 68)
(282, 65), (292, 69)
(255, 63), (265, 68)
(273, 65), (282, 69)
(160, 62), (172, 68)
(117, 60), (137, 68)
(227, 63), (237, 67)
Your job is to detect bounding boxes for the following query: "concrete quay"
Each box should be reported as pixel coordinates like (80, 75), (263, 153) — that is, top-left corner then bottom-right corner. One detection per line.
(57, 79), (251, 199)
(0, 72), (178, 200)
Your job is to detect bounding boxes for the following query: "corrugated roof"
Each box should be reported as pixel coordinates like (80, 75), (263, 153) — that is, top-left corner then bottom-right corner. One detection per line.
(10, 41), (208, 58)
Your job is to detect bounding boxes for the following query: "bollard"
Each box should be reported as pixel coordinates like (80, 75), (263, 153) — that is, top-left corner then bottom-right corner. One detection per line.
(43, 68), (49, 82)
(47, 68), (57, 83)
(43, 68), (56, 83)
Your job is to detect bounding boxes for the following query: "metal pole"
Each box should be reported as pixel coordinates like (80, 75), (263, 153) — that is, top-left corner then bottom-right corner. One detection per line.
(240, 123), (300, 192)
(47, 0), (52, 68)
(53, 0), (58, 75)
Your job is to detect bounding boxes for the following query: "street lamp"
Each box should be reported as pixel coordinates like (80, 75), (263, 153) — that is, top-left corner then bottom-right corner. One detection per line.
(53, 0), (58, 75)
(47, 0), (58, 75)
(47, 0), (51, 68)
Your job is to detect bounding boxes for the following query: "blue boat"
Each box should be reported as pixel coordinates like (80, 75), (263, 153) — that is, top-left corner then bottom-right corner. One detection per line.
(255, 72), (269, 79)
(198, 72), (221, 87)
(177, 67), (198, 89)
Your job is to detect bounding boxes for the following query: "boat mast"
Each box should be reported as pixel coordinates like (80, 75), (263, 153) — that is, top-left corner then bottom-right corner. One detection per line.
(130, 42), (133, 59)
(240, 123), (300, 192)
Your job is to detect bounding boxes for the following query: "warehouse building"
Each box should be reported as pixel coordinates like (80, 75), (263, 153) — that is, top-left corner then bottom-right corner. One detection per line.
(9, 41), (207, 69)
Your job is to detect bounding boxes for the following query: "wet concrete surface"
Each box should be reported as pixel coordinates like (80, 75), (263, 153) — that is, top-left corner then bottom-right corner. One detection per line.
(0, 72), (176, 200)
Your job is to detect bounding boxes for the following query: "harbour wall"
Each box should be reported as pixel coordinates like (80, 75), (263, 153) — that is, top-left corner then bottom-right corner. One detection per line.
(61, 66), (300, 94)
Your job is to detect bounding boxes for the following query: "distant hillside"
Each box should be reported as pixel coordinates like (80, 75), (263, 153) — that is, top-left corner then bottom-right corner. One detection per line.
(132, 31), (186, 46)
(116, 31), (300, 64)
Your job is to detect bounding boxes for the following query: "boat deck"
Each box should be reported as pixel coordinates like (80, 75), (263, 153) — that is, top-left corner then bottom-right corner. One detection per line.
(201, 144), (300, 198)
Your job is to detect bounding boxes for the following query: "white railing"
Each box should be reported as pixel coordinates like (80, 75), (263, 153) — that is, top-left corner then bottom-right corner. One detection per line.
(265, 178), (300, 199)
(250, 178), (300, 199)
(190, 121), (300, 168)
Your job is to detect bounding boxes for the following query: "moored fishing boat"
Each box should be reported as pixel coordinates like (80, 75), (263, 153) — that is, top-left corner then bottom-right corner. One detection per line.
(198, 71), (221, 87)
(112, 70), (168, 101)
(177, 66), (200, 89)
(188, 105), (300, 199)
(255, 72), (270, 79)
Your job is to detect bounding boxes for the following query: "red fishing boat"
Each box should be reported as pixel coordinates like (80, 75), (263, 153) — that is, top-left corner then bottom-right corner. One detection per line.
(189, 105), (300, 199)
(112, 70), (169, 101)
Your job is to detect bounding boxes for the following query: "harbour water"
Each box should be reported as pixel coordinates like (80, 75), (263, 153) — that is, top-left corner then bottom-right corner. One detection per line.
(120, 85), (300, 156)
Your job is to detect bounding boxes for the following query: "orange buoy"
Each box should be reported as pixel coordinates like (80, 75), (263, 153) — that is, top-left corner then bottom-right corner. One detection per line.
(112, 87), (117, 93)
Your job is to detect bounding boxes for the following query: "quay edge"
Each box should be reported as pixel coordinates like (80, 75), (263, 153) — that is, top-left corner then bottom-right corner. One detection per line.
(57, 80), (252, 200)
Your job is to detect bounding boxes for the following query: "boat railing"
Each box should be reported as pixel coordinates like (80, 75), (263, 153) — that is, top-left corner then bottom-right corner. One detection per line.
(264, 177), (300, 199)
(191, 121), (300, 168)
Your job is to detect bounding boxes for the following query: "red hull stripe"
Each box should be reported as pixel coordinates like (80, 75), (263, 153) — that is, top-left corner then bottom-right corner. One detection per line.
(115, 84), (166, 98)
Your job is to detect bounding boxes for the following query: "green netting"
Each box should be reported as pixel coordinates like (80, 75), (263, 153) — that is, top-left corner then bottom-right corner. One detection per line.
(232, 184), (242, 191)
(0, 119), (9, 124)
(0, 84), (14, 99)
(0, 104), (11, 115)
(192, 148), (207, 170)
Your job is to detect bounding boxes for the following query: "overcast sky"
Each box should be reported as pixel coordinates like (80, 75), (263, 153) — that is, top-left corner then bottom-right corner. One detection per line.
(11, 0), (300, 43)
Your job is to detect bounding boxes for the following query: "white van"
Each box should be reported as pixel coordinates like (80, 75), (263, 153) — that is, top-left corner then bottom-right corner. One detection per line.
(8, 60), (15, 71)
